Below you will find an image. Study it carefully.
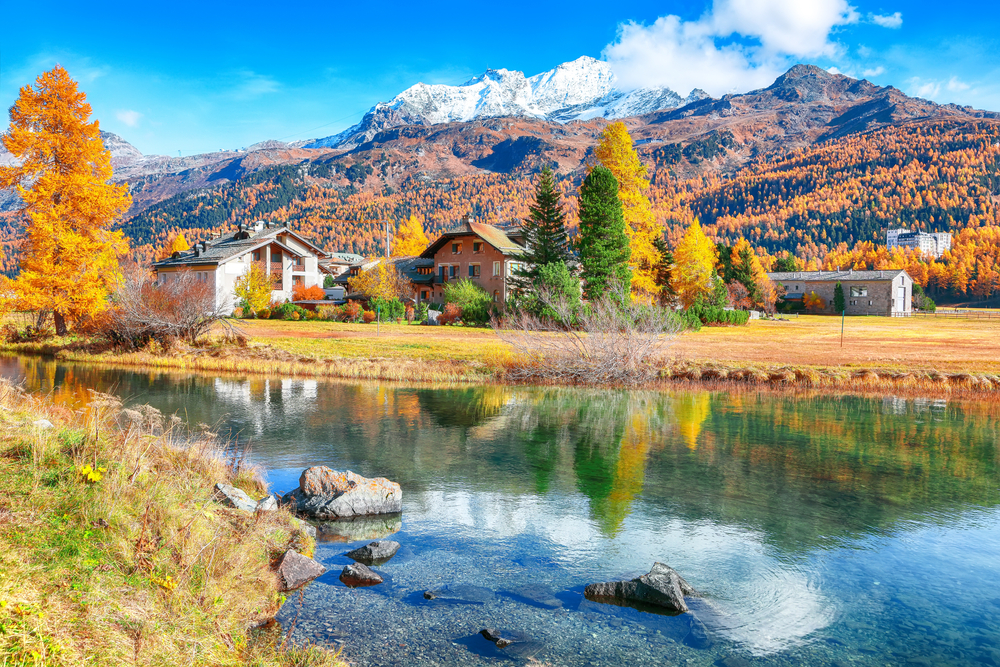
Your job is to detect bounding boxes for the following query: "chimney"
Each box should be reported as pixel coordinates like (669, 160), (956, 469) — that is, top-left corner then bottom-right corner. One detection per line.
(200, 241), (207, 251)
(194, 247), (201, 257)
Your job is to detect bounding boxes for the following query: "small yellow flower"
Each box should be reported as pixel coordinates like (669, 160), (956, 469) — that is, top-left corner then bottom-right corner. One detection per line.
(37, 611), (44, 618)
(0, 599), (7, 608)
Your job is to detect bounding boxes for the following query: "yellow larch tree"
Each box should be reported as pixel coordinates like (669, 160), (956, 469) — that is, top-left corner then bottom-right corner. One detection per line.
(233, 264), (274, 316)
(169, 233), (190, 255)
(392, 214), (430, 256)
(594, 121), (661, 296)
(670, 219), (719, 307)
(0, 65), (131, 334)
(348, 261), (414, 300)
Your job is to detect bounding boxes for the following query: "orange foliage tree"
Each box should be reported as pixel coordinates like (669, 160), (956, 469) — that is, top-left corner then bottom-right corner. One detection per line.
(292, 284), (325, 301)
(0, 65), (131, 333)
(392, 214), (431, 256)
(594, 122), (661, 296)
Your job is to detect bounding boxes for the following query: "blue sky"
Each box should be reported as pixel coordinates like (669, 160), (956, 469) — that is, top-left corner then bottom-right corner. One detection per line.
(2, 0), (998, 156)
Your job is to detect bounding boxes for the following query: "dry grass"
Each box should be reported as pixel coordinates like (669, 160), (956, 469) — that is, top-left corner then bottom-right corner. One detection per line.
(0, 381), (344, 667)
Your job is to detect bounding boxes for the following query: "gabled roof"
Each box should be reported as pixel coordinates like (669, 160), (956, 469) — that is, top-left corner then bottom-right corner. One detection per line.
(152, 224), (327, 268)
(767, 269), (911, 282)
(419, 219), (525, 259)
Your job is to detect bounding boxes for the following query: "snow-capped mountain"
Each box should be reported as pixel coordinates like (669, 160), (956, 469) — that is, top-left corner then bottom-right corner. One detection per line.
(308, 56), (706, 148)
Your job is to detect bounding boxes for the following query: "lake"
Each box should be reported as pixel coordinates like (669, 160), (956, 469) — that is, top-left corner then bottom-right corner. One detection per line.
(3, 355), (1000, 666)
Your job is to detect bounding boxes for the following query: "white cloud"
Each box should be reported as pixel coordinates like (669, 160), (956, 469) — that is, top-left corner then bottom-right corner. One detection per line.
(863, 66), (886, 77)
(230, 71), (280, 99)
(947, 76), (970, 92)
(603, 0), (860, 97)
(908, 77), (941, 99)
(115, 109), (143, 127)
(870, 12), (903, 28)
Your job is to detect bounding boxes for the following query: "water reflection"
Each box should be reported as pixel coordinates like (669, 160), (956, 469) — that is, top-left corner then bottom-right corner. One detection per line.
(4, 355), (1000, 662)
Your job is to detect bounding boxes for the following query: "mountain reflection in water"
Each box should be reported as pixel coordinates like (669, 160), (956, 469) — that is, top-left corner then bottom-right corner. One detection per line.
(3, 354), (1000, 661)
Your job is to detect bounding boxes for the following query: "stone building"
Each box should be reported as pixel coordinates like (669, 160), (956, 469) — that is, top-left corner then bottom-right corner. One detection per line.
(768, 269), (913, 316)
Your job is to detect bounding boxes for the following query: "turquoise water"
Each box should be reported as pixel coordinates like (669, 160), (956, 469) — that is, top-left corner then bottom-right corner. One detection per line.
(4, 356), (1000, 665)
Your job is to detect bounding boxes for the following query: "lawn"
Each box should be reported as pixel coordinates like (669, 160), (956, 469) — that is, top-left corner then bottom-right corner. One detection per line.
(234, 315), (1000, 374)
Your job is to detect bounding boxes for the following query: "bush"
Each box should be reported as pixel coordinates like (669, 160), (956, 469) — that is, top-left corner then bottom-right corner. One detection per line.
(292, 283), (326, 301)
(317, 305), (341, 321)
(257, 308), (271, 320)
(274, 302), (309, 320)
(438, 303), (462, 325)
(520, 261), (581, 324)
(343, 300), (361, 322)
(415, 302), (429, 324)
(443, 279), (492, 326)
(323, 274), (335, 288)
(362, 310), (376, 324)
(687, 303), (750, 326)
(369, 296), (405, 322)
(913, 282), (936, 312)
(232, 306), (245, 319)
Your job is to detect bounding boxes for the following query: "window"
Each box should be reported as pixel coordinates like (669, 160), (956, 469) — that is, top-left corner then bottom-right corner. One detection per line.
(493, 290), (500, 301)
(469, 264), (481, 277)
(420, 290), (428, 300)
(473, 241), (484, 254)
(493, 261), (501, 277)
(850, 286), (868, 297)
(293, 275), (303, 286)
(439, 265), (447, 280)
(451, 241), (462, 254)
(252, 250), (261, 261)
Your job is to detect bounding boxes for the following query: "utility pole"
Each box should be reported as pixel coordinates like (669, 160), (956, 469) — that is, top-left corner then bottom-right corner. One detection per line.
(841, 309), (845, 348)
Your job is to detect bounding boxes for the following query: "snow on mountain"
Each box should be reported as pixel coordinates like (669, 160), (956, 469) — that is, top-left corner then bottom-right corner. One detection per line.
(308, 56), (703, 148)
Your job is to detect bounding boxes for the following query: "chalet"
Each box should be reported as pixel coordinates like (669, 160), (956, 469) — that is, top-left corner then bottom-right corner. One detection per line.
(152, 221), (329, 311)
(769, 269), (913, 316)
(418, 215), (526, 303)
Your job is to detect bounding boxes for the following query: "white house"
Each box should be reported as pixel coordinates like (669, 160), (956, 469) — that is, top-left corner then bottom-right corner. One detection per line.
(152, 221), (330, 311)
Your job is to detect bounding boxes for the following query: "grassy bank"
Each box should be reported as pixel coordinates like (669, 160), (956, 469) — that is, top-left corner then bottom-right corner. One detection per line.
(0, 381), (344, 666)
(5, 314), (1000, 396)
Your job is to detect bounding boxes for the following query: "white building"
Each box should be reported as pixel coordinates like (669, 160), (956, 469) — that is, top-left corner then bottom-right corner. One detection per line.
(152, 221), (330, 311)
(886, 228), (952, 258)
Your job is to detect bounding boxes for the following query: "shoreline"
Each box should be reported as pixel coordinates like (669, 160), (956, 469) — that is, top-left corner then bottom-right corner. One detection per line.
(4, 340), (1000, 402)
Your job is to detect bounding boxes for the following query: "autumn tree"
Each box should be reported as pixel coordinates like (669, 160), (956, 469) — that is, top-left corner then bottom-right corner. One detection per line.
(0, 65), (131, 334)
(671, 219), (718, 308)
(348, 261), (414, 300)
(512, 166), (572, 293)
(576, 166), (631, 300)
(169, 233), (190, 255)
(392, 214), (430, 256)
(594, 122), (660, 296)
(234, 264), (273, 316)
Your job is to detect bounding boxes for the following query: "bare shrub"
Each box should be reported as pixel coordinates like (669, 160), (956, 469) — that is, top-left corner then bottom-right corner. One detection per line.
(493, 282), (688, 386)
(104, 266), (234, 349)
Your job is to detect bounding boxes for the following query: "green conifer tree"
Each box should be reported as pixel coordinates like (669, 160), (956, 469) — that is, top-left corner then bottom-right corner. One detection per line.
(834, 282), (846, 313)
(513, 167), (572, 293)
(576, 166), (631, 300)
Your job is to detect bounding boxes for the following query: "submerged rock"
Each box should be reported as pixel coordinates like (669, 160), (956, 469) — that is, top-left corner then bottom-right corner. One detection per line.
(509, 584), (563, 609)
(275, 549), (327, 591)
(315, 514), (402, 543)
(213, 482), (258, 513)
(340, 562), (383, 587)
(423, 583), (495, 603)
(481, 628), (530, 649)
(346, 540), (401, 565)
(281, 467), (402, 519)
(584, 562), (696, 613)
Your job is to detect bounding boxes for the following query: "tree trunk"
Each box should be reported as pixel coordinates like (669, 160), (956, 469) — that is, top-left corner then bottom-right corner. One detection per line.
(35, 309), (50, 330)
(54, 311), (68, 336)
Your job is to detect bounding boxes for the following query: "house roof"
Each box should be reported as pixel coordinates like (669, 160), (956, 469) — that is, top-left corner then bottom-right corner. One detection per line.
(152, 224), (328, 268)
(767, 270), (911, 282)
(419, 219), (525, 259)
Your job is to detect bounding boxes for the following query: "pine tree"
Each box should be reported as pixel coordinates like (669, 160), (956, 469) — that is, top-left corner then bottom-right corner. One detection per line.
(0, 65), (131, 334)
(594, 122), (660, 296)
(512, 167), (571, 291)
(834, 282), (846, 313)
(576, 166), (631, 300)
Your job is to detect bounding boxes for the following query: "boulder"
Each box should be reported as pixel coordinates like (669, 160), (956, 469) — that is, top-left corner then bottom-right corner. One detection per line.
(345, 540), (401, 565)
(213, 483), (258, 513)
(257, 495), (278, 512)
(423, 583), (495, 603)
(33, 419), (54, 429)
(289, 517), (317, 539)
(479, 629), (544, 659)
(281, 467), (402, 519)
(584, 562), (695, 613)
(339, 562), (383, 587)
(275, 549), (327, 591)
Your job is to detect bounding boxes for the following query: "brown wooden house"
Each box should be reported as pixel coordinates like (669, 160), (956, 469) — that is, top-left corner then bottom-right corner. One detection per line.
(418, 215), (526, 303)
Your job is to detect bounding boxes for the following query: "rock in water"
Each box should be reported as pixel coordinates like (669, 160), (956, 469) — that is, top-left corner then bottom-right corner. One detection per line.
(213, 483), (259, 513)
(281, 467), (402, 519)
(275, 549), (327, 591)
(423, 584), (495, 603)
(584, 562), (696, 613)
(345, 540), (401, 565)
(339, 562), (384, 587)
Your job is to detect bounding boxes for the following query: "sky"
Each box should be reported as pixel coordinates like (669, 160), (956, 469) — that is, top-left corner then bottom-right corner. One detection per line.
(2, 0), (998, 156)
